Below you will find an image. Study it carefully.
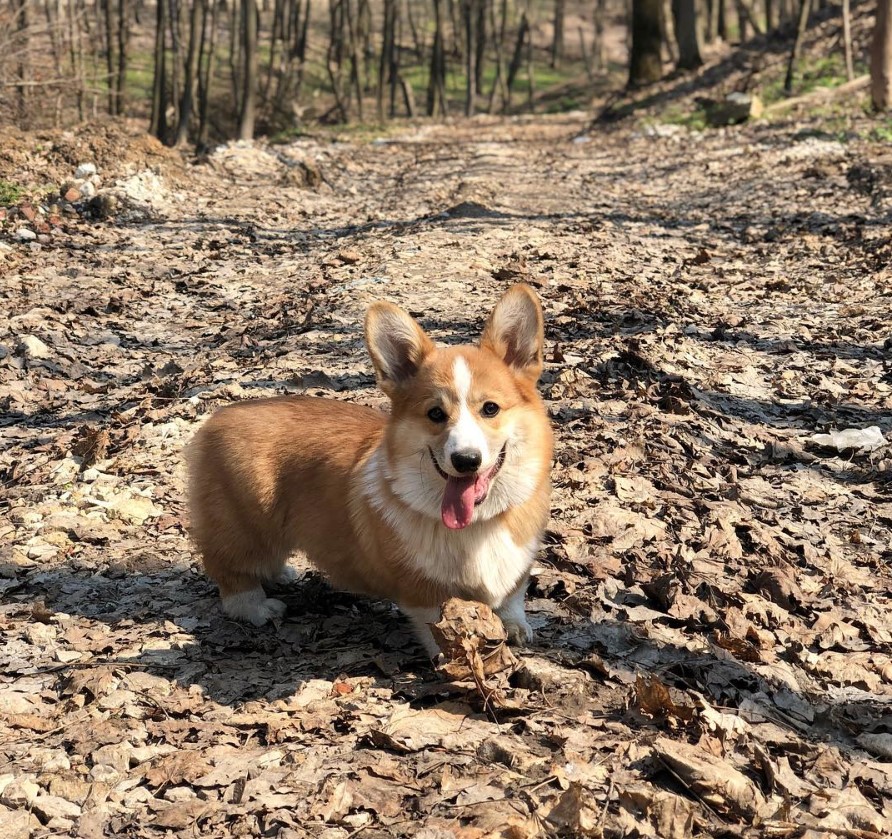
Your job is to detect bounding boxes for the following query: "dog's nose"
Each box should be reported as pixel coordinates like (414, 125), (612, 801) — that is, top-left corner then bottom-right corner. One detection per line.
(451, 450), (482, 474)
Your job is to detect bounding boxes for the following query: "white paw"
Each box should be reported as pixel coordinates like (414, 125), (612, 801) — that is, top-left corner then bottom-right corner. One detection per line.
(222, 589), (287, 626)
(503, 617), (533, 647)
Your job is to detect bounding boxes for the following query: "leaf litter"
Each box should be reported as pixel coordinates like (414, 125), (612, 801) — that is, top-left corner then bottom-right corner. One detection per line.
(2, 112), (892, 837)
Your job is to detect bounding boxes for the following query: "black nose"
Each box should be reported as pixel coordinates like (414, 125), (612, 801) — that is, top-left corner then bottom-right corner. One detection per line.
(451, 450), (482, 474)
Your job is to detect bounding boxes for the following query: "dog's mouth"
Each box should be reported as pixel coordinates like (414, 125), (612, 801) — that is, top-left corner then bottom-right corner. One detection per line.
(429, 444), (507, 530)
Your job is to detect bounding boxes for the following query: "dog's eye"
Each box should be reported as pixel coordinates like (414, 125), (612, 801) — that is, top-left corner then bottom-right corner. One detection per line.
(481, 401), (500, 418)
(427, 406), (448, 423)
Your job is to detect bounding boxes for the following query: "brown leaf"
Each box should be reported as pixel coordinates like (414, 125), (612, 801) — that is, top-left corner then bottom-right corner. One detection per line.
(70, 425), (110, 470)
(430, 598), (517, 682)
(633, 675), (695, 725)
(652, 737), (766, 817)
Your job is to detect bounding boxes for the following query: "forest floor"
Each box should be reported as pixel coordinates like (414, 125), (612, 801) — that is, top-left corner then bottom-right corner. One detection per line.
(2, 104), (892, 839)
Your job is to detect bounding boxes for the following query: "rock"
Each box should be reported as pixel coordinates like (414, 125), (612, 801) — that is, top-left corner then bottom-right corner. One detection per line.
(0, 778), (39, 806)
(16, 335), (51, 359)
(74, 163), (97, 179)
(62, 184), (82, 202)
(0, 804), (42, 838)
(31, 794), (82, 822)
(14, 228), (36, 241)
(108, 495), (163, 524)
(79, 181), (97, 200)
(704, 92), (764, 127)
(37, 750), (70, 773)
(87, 194), (117, 219)
(337, 248), (362, 265)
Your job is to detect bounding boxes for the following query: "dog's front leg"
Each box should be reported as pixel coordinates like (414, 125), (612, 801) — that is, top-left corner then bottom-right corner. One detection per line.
(400, 605), (442, 659)
(496, 578), (533, 646)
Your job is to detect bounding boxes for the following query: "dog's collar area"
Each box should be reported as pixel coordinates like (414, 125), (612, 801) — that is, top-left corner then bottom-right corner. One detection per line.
(429, 444), (507, 482)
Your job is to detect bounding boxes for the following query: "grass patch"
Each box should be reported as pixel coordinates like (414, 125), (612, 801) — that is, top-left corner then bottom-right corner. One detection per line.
(0, 180), (25, 206)
(865, 118), (892, 143)
(760, 53), (866, 105)
(660, 104), (708, 131)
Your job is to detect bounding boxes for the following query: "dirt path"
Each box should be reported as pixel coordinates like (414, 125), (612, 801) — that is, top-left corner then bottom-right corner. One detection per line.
(2, 114), (892, 838)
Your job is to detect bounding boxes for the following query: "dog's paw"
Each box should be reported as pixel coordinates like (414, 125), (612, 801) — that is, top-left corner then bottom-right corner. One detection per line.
(222, 589), (287, 626)
(503, 617), (533, 647)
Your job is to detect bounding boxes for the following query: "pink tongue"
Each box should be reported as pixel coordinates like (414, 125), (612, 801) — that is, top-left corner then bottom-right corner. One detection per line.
(442, 477), (476, 529)
(441, 470), (492, 529)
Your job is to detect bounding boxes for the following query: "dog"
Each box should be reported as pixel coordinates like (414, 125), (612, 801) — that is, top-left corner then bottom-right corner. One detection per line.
(186, 284), (553, 657)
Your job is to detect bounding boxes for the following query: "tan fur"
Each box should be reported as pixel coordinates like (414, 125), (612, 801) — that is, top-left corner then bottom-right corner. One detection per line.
(187, 284), (553, 649)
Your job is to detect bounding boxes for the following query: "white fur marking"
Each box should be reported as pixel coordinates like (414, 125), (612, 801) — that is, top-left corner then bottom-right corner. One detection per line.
(222, 588), (286, 626)
(444, 357), (490, 469)
(496, 584), (533, 645)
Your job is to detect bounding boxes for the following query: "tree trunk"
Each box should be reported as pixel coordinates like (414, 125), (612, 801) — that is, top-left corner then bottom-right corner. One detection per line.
(474, 0), (486, 93)
(487, 0), (508, 110)
(593, 0), (606, 68)
(150, 0), (168, 138)
(672, 0), (701, 68)
(841, 0), (853, 80)
(784, 0), (810, 93)
(239, 0), (259, 138)
(116, 0), (130, 112)
(872, 0), (892, 109)
(464, 0), (476, 115)
(629, 0), (662, 85)
(427, 0), (448, 115)
(176, 0), (204, 145)
(198, 0), (218, 147)
(506, 11), (529, 91)
(14, 0), (30, 127)
(103, 0), (118, 113)
(551, 0), (565, 67)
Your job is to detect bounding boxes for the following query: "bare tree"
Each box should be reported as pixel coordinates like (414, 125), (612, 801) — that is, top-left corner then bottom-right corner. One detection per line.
(238, 0), (258, 138)
(175, 0), (204, 144)
(872, 0), (892, 109)
(673, 0), (702, 69)
(551, 0), (565, 67)
(463, 0), (477, 115)
(150, 0), (168, 138)
(427, 0), (448, 115)
(784, 0), (810, 93)
(14, 0), (31, 126)
(629, 0), (662, 85)
(841, 0), (852, 80)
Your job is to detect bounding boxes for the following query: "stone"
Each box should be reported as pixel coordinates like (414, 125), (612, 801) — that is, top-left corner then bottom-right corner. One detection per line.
(0, 778), (39, 806)
(704, 92), (764, 127)
(14, 227), (36, 241)
(31, 794), (82, 821)
(63, 185), (82, 202)
(79, 181), (97, 200)
(16, 335), (51, 359)
(74, 163), (97, 179)
(0, 805), (42, 838)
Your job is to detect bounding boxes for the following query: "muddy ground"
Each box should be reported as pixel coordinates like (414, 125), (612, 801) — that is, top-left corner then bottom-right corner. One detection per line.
(2, 111), (892, 838)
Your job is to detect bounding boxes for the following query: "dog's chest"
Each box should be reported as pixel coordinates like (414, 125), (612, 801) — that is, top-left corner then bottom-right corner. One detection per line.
(394, 515), (535, 607)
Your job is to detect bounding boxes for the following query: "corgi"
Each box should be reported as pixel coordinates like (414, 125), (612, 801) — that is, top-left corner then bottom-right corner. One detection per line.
(186, 284), (553, 657)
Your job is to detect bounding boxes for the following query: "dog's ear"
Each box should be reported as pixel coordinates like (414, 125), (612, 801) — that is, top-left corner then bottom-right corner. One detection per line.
(480, 284), (544, 383)
(366, 302), (435, 394)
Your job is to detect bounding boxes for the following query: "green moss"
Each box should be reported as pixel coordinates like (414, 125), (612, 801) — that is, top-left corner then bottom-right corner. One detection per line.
(0, 180), (24, 206)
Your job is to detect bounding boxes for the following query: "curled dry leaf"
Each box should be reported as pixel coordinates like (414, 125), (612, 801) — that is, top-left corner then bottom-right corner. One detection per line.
(634, 675), (695, 725)
(652, 737), (767, 818)
(430, 597), (517, 682)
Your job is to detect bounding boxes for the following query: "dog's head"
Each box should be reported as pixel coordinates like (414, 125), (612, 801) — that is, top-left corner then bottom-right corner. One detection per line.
(366, 284), (552, 529)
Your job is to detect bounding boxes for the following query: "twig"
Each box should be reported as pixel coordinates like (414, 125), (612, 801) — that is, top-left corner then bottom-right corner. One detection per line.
(766, 74), (869, 114)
